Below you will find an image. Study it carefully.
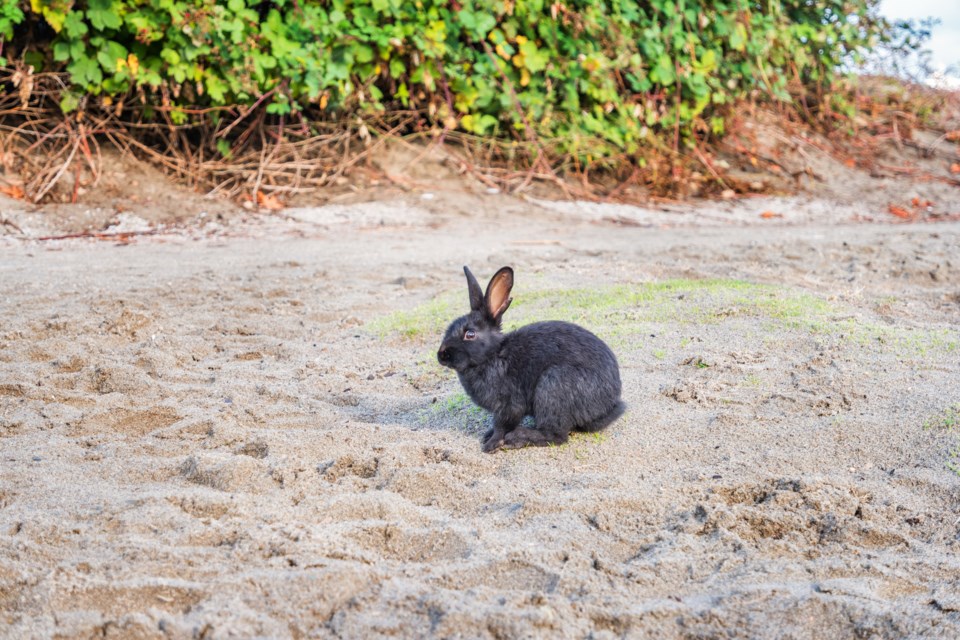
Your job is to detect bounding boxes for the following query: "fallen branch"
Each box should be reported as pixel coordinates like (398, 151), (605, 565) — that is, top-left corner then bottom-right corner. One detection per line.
(33, 228), (163, 242)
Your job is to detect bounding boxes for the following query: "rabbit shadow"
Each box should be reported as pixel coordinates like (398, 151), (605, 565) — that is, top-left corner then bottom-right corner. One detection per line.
(416, 387), (538, 436)
(328, 385), (528, 437)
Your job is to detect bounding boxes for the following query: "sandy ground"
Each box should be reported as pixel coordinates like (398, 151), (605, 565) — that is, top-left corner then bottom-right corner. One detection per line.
(1, 180), (960, 639)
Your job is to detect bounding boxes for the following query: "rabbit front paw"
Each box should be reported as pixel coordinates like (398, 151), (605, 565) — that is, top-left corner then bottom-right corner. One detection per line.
(481, 427), (505, 453)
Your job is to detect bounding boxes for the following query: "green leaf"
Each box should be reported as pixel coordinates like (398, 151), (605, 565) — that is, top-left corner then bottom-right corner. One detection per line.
(63, 11), (88, 38)
(24, 50), (45, 71)
(460, 10), (496, 40)
(59, 91), (81, 113)
(693, 49), (718, 74)
(53, 41), (72, 62)
(649, 55), (675, 85)
(730, 23), (747, 52)
(461, 113), (497, 135)
(96, 41), (128, 73)
(216, 138), (233, 159)
(217, 138), (233, 160)
(395, 82), (409, 107)
(519, 41), (548, 73)
(67, 56), (103, 88)
(205, 74), (228, 102)
(87, 0), (122, 30)
(170, 107), (186, 125)
(160, 48), (180, 65)
(423, 20), (447, 55)
(355, 45), (375, 64)
(266, 100), (292, 115)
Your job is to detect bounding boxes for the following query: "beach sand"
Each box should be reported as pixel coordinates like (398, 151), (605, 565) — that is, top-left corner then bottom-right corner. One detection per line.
(1, 189), (959, 638)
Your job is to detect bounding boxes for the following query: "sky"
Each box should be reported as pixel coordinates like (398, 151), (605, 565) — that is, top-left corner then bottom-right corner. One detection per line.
(881, 0), (960, 77)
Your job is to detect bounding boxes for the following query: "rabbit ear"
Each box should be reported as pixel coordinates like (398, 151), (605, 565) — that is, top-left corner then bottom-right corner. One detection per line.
(464, 266), (484, 312)
(485, 267), (514, 322)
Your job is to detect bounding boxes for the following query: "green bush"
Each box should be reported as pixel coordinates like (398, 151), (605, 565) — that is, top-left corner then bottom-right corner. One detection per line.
(5, 1), (897, 160)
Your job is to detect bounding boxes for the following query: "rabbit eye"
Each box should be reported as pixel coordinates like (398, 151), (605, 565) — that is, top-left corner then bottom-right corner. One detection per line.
(464, 329), (477, 341)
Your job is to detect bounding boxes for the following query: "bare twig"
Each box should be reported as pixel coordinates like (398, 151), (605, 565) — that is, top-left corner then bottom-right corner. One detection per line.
(34, 228), (162, 242)
(31, 132), (79, 203)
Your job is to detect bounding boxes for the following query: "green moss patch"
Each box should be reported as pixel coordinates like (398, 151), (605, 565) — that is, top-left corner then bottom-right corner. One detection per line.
(373, 278), (958, 360)
(925, 404), (960, 477)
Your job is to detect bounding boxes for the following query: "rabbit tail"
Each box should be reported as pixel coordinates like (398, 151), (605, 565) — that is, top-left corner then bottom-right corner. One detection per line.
(577, 400), (626, 433)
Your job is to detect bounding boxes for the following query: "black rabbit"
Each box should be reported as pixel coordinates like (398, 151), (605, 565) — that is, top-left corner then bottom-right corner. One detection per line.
(437, 266), (625, 453)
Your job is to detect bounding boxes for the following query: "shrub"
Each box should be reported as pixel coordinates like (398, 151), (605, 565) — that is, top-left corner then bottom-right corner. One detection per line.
(6, 0), (933, 206)
(5, 2), (902, 153)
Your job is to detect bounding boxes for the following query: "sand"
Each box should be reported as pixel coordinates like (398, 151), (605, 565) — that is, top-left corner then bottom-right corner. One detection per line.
(1, 187), (960, 638)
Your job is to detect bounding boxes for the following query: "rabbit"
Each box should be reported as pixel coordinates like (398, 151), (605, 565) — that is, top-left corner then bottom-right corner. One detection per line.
(437, 266), (625, 453)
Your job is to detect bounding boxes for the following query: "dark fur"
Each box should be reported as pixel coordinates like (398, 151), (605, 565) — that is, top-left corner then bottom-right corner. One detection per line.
(437, 266), (625, 452)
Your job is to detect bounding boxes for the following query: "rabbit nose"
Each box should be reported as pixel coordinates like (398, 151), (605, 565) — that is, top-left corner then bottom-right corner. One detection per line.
(438, 347), (451, 363)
